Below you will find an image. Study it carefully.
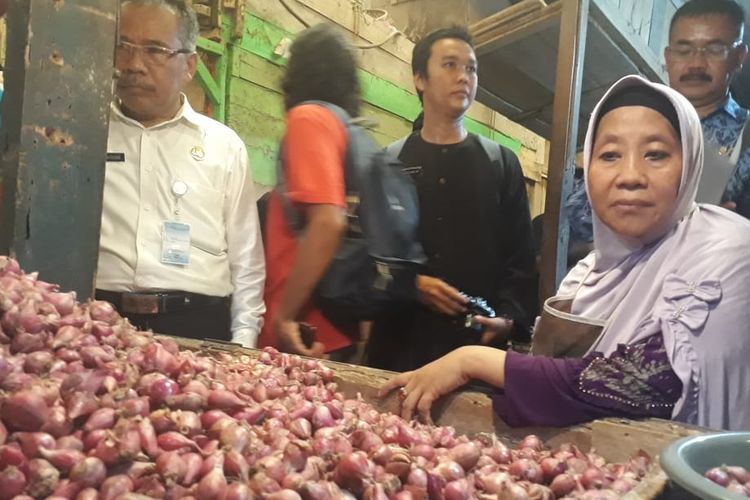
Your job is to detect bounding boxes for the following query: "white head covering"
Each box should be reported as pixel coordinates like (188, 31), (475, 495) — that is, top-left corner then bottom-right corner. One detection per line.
(558, 75), (750, 430)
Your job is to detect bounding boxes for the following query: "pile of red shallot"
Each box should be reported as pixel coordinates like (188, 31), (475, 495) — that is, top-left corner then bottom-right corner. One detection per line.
(705, 465), (750, 496)
(0, 256), (653, 499)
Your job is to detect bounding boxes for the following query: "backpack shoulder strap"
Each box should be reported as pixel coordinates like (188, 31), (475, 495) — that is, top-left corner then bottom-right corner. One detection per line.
(278, 101), (354, 234)
(475, 134), (507, 194)
(386, 136), (409, 159)
(477, 134), (504, 164)
(301, 100), (353, 129)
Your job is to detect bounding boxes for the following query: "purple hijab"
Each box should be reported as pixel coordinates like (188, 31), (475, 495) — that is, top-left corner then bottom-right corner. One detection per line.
(557, 75), (750, 430)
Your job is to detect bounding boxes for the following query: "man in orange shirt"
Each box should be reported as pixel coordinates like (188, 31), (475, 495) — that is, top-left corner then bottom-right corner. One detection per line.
(259, 24), (361, 359)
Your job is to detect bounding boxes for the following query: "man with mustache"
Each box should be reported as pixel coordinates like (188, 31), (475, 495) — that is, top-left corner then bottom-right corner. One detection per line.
(95, 0), (265, 346)
(366, 27), (536, 372)
(566, 0), (749, 243)
(665, 0), (749, 214)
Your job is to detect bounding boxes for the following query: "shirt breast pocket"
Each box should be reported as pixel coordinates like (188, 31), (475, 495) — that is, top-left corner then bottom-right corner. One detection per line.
(180, 185), (226, 256)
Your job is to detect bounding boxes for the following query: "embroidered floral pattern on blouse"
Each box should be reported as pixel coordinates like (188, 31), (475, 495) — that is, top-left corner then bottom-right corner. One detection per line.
(577, 335), (682, 417)
(576, 276), (720, 417)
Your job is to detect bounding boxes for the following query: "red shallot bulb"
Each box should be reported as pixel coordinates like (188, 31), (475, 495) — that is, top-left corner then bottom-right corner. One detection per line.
(540, 457), (566, 482)
(150, 377), (180, 406)
(550, 473), (577, 497)
(519, 434), (543, 451)
(100, 475), (135, 500)
(223, 482), (254, 500)
(0, 465), (27, 499)
(705, 466), (732, 487)
(580, 466), (610, 490)
(509, 458), (544, 484)
(27, 458), (60, 498)
(449, 441), (481, 471)
(725, 466), (750, 484)
(70, 456), (107, 488)
(39, 447), (86, 474)
(198, 463), (228, 500)
(1, 390), (49, 431)
(333, 451), (374, 494)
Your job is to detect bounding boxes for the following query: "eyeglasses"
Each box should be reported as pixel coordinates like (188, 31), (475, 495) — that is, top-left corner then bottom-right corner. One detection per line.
(666, 41), (742, 62)
(116, 40), (194, 65)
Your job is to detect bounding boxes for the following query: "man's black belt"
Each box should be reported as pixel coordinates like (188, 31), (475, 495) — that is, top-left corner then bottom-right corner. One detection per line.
(95, 290), (229, 315)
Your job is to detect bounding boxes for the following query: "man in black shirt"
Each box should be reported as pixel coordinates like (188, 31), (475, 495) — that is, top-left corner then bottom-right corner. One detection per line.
(367, 27), (536, 372)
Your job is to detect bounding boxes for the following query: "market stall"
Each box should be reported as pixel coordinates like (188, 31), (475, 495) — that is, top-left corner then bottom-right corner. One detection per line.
(0, 257), (715, 499)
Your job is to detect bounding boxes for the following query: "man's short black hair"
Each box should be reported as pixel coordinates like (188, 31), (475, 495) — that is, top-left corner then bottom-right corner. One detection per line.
(670, 0), (746, 40)
(411, 26), (474, 103)
(282, 23), (361, 117)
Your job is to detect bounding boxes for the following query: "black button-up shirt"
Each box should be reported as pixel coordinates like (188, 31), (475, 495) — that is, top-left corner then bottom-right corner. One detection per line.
(369, 132), (536, 371)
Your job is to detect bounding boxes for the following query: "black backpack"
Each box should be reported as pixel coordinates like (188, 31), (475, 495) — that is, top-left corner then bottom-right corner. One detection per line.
(275, 101), (426, 323)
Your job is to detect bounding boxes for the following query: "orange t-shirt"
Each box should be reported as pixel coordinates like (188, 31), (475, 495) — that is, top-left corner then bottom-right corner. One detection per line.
(259, 104), (355, 352)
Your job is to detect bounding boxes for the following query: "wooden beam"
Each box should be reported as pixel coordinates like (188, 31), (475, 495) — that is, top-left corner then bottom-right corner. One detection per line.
(471, 2), (561, 56)
(196, 59), (223, 109)
(0, 0), (117, 299)
(197, 36), (225, 55)
(470, 0), (548, 37)
(539, 0), (589, 303)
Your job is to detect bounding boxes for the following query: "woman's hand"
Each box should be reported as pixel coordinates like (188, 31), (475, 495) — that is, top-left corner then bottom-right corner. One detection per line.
(379, 346), (507, 423)
(379, 349), (472, 423)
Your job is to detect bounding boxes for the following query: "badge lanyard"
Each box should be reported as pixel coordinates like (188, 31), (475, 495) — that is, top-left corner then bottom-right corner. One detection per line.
(160, 136), (205, 266)
(171, 180), (188, 218)
(161, 180), (192, 266)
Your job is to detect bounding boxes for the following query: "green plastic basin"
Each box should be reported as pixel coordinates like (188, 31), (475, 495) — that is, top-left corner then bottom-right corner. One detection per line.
(660, 432), (750, 499)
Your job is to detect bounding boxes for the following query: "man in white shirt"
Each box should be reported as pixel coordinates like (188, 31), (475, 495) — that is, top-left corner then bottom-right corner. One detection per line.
(96, 0), (265, 347)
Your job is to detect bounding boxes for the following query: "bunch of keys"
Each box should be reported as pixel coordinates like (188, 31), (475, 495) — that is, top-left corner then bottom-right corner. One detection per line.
(461, 294), (496, 332)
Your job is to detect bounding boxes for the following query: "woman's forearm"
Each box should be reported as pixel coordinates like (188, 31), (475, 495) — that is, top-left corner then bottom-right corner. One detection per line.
(458, 345), (507, 388)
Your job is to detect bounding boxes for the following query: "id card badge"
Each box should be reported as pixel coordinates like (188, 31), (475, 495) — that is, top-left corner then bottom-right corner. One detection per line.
(161, 221), (191, 266)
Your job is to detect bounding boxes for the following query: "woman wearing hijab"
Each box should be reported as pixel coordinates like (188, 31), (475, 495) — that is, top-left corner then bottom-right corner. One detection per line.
(381, 75), (750, 431)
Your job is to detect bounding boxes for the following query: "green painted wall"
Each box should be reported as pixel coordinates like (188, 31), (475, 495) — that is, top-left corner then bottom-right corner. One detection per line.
(227, 12), (523, 186)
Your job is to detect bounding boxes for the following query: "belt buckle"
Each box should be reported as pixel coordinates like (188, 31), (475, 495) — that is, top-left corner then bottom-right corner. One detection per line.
(121, 293), (164, 314)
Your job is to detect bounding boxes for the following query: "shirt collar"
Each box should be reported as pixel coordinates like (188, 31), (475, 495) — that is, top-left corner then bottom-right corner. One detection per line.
(704, 95), (748, 123)
(111, 93), (203, 131)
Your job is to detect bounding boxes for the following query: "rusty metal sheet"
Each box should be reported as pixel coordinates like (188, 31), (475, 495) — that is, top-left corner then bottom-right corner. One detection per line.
(0, 0), (117, 298)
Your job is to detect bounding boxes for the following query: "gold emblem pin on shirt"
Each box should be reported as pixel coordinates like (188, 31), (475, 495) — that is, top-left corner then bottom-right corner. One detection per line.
(190, 146), (205, 161)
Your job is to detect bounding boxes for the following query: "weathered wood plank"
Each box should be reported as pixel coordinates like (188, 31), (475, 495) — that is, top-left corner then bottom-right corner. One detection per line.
(243, 1), (544, 153)
(472, 3), (562, 55)
(226, 80), (285, 185)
